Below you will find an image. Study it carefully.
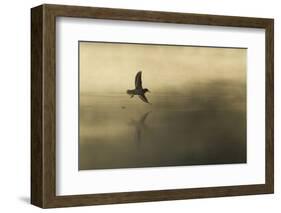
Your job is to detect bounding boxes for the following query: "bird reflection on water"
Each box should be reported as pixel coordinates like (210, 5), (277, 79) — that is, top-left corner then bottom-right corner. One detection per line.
(129, 111), (151, 149)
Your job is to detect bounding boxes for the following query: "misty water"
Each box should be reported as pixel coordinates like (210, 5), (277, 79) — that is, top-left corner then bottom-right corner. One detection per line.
(79, 82), (246, 170)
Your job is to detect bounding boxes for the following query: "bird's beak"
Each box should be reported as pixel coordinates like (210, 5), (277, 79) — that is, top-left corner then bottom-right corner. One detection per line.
(148, 90), (151, 93)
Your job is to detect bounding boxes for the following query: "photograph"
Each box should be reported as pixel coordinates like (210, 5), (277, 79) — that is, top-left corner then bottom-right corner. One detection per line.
(79, 41), (247, 170)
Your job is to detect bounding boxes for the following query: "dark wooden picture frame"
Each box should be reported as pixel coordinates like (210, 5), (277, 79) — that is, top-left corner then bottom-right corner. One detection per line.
(31, 4), (274, 208)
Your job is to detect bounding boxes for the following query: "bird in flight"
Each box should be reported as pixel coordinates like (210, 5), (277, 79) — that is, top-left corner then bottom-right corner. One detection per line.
(127, 71), (151, 104)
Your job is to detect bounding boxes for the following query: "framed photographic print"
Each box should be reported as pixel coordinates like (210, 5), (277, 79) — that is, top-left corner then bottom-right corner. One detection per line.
(31, 4), (274, 208)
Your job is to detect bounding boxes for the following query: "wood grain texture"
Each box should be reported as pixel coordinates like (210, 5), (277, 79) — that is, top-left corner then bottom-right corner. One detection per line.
(31, 5), (43, 207)
(31, 4), (274, 208)
(265, 20), (274, 193)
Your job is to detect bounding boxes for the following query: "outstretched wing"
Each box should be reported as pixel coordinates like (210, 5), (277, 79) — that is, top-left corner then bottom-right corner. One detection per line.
(135, 71), (142, 89)
(138, 94), (150, 104)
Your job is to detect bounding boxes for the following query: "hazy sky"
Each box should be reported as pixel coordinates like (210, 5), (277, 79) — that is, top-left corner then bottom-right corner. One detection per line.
(79, 42), (246, 94)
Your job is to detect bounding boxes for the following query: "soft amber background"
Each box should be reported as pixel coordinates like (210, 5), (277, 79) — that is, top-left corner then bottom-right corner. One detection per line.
(79, 42), (247, 170)
(80, 42), (246, 94)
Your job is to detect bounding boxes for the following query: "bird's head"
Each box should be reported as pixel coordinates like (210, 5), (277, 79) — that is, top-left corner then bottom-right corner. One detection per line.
(144, 88), (150, 93)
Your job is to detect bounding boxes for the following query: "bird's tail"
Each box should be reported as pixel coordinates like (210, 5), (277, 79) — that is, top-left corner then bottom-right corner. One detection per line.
(127, 90), (134, 95)
(127, 90), (135, 98)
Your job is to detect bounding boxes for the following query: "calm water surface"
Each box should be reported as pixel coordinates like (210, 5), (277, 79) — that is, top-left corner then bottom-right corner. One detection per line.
(79, 83), (246, 170)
